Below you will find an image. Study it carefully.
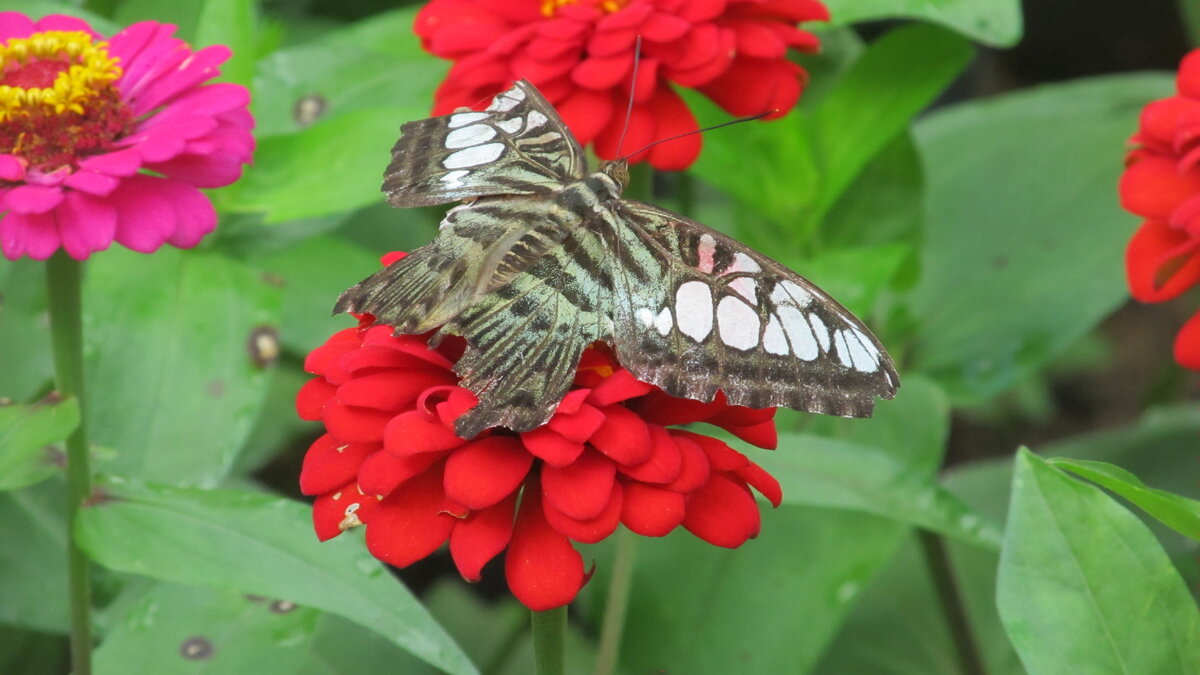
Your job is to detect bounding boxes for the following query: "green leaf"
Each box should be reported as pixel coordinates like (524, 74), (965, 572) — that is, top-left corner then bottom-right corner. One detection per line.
(195, 0), (257, 89)
(95, 582), (320, 675)
(0, 258), (51, 401)
(1049, 458), (1200, 541)
(796, 243), (910, 317)
(759, 434), (1003, 549)
(75, 479), (478, 675)
(823, 0), (1023, 47)
(83, 248), (281, 486)
(0, 397), (77, 491)
(0, 479), (68, 632)
(614, 509), (908, 673)
(806, 23), (972, 236)
(909, 74), (1175, 403)
(224, 108), (420, 223)
(0, 624), (66, 675)
(997, 450), (1200, 674)
(821, 131), (925, 252)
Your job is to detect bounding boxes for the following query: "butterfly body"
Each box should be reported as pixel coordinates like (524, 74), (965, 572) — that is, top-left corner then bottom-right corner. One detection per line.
(336, 81), (899, 439)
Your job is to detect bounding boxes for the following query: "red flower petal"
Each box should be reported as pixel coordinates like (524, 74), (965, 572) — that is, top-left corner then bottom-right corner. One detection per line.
(444, 436), (532, 509)
(737, 461), (783, 508)
(384, 410), (466, 457)
(678, 430), (749, 471)
(358, 450), (443, 498)
(1179, 50), (1200, 99)
(587, 368), (654, 406)
(634, 389), (726, 425)
(589, 405), (654, 465)
(323, 401), (394, 444)
(337, 370), (454, 412)
(547, 401), (607, 442)
(664, 431), (712, 493)
(542, 449), (617, 519)
(1125, 219), (1200, 302)
(718, 420), (778, 450)
(450, 492), (517, 582)
(1120, 154), (1200, 220)
(436, 387), (481, 426)
(682, 473), (761, 548)
(621, 482), (685, 536)
(313, 483), (379, 542)
(365, 465), (456, 567)
(505, 485), (585, 611)
(644, 85), (701, 170)
(1174, 311), (1200, 369)
(296, 378), (335, 420)
(299, 434), (375, 495)
(700, 57), (803, 118)
(543, 480), (623, 544)
(618, 425), (682, 484)
(521, 426), (586, 467)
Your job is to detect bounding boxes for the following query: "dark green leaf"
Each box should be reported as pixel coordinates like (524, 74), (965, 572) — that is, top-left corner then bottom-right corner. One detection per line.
(823, 0), (1023, 46)
(0, 624), (67, 675)
(113, 0), (202, 39)
(821, 131), (925, 252)
(95, 582), (320, 675)
(0, 397), (77, 491)
(300, 613), (436, 675)
(223, 108), (421, 223)
(794, 243), (910, 317)
(75, 479), (478, 675)
(1050, 458), (1200, 541)
(0, 479), (68, 632)
(997, 450), (1200, 674)
(909, 74), (1175, 403)
(83, 248), (281, 486)
(759, 433), (1002, 549)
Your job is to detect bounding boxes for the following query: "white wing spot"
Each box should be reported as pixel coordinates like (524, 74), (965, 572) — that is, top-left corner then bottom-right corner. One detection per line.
(675, 281), (714, 342)
(443, 143), (505, 169)
(448, 111), (488, 128)
(770, 279), (813, 308)
(807, 313), (831, 351)
(778, 306), (818, 360)
(526, 110), (549, 129)
(717, 296), (759, 351)
(729, 277), (757, 303)
(697, 234), (716, 274)
(730, 252), (762, 274)
(496, 117), (523, 134)
(487, 91), (521, 112)
(440, 169), (469, 189)
(636, 308), (655, 328)
(763, 314), (789, 355)
(445, 124), (497, 148)
(834, 330), (854, 367)
(654, 308), (673, 336)
(846, 328), (881, 372)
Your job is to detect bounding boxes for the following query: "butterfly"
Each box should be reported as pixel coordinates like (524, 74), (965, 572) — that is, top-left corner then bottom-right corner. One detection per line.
(335, 81), (900, 439)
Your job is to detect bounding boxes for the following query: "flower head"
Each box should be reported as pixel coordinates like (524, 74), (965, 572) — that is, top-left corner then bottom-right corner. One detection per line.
(415, 0), (829, 170)
(297, 254), (781, 610)
(1120, 49), (1200, 368)
(0, 13), (254, 260)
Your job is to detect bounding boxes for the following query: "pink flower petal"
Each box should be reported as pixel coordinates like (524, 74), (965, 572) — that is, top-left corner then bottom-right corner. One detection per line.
(155, 179), (218, 248)
(1, 211), (58, 260)
(0, 11), (36, 41)
(4, 185), (63, 214)
(0, 155), (24, 181)
(56, 191), (116, 259)
(109, 175), (177, 253)
(78, 149), (144, 177)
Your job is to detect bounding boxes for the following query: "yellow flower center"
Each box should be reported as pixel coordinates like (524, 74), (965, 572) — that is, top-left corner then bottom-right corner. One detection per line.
(0, 31), (132, 172)
(541, 0), (631, 18)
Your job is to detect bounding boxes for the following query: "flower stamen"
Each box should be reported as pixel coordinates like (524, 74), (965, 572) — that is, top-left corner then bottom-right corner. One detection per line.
(541, 0), (631, 18)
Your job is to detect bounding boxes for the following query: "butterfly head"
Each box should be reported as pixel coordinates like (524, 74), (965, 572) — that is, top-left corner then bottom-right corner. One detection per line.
(599, 159), (630, 193)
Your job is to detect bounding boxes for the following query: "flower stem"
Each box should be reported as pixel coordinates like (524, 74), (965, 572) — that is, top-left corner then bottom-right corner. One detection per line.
(45, 251), (93, 675)
(530, 606), (566, 675)
(595, 526), (637, 675)
(918, 530), (985, 675)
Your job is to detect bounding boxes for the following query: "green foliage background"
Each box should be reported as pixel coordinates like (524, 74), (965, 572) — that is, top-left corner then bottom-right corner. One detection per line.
(0, 0), (1198, 673)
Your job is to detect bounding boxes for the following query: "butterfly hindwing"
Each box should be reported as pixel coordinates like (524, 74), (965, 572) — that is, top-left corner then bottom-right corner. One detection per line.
(606, 201), (899, 417)
(381, 81), (587, 207)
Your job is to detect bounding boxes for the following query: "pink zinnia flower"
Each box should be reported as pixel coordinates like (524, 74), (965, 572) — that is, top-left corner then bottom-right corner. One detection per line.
(0, 12), (254, 260)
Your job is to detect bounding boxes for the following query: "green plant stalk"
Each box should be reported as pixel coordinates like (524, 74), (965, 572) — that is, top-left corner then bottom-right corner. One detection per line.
(918, 530), (985, 675)
(531, 606), (566, 675)
(595, 527), (638, 675)
(46, 251), (93, 675)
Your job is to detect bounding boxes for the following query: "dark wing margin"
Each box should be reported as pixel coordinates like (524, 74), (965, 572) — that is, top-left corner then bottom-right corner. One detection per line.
(606, 201), (899, 418)
(381, 80), (587, 207)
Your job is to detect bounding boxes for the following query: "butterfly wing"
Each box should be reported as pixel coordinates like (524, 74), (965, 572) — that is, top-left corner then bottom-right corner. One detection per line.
(382, 80), (587, 207)
(606, 201), (899, 417)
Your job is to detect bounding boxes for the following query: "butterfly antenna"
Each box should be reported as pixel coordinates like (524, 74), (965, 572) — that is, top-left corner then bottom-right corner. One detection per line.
(619, 110), (774, 163)
(614, 35), (643, 159)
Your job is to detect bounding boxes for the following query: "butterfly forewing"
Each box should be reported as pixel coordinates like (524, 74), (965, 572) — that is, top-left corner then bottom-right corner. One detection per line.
(381, 81), (587, 207)
(606, 202), (898, 416)
(338, 79), (899, 439)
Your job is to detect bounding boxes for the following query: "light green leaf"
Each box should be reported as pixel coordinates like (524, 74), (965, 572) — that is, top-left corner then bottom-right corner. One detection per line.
(195, 0), (257, 89)
(75, 479), (478, 675)
(795, 243), (910, 317)
(824, 0), (1023, 46)
(0, 258), (51, 401)
(909, 74), (1175, 403)
(0, 397), (77, 491)
(95, 582), (320, 675)
(997, 449), (1200, 674)
(760, 433), (1003, 549)
(0, 479), (68, 632)
(83, 248), (281, 486)
(1050, 458), (1200, 541)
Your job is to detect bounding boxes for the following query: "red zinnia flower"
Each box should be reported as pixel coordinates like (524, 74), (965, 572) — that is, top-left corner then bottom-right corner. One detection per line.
(1120, 49), (1200, 368)
(0, 13), (254, 260)
(415, 0), (829, 170)
(297, 255), (781, 610)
